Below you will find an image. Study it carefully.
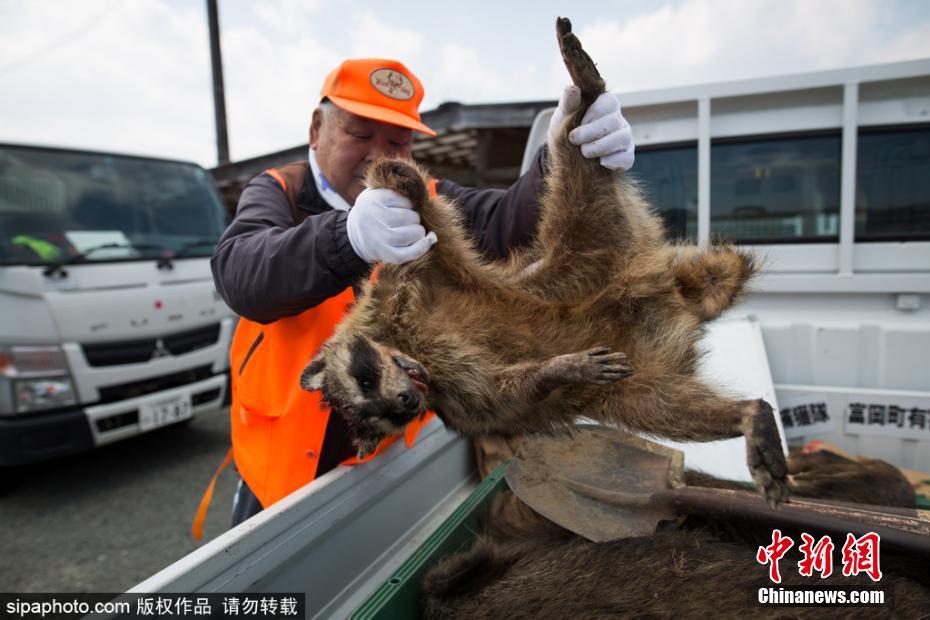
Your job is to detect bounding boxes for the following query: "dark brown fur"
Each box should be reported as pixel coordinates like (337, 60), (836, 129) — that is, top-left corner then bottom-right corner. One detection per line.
(684, 451), (917, 509)
(421, 489), (930, 619)
(474, 435), (526, 479)
(301, 18), (787, 504)
(787, 450), (917, 508)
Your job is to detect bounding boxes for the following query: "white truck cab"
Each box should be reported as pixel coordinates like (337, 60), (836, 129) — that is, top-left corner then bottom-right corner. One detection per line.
(0, 143), (235, 465)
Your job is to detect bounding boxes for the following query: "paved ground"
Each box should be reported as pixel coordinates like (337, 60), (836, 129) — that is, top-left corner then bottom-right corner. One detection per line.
(0, 406), (238, 593)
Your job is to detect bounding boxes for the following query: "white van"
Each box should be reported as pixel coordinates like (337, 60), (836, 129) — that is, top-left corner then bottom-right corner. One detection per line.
(0, 143), (235, 465)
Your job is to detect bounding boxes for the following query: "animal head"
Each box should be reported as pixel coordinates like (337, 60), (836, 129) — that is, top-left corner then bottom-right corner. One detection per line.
(300, 335), (430, 457)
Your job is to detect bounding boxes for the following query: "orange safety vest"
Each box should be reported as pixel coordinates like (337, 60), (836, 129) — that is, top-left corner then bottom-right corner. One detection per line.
(193, 163), (436, 538)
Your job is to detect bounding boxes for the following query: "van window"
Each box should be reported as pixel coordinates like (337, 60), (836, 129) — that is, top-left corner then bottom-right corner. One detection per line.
(710, 134), (841, 244)
(0, 145), (227, 265)
(856, 127), (930, 242)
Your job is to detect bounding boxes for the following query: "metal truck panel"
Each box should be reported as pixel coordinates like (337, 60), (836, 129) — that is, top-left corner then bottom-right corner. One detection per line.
(132, 420), (476, 619)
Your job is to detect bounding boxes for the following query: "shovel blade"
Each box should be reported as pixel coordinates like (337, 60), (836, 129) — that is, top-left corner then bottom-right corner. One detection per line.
(505, 425), (686, 542)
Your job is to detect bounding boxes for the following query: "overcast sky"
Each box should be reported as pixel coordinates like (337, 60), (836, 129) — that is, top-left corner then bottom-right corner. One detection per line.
(2, 0), (929, 168)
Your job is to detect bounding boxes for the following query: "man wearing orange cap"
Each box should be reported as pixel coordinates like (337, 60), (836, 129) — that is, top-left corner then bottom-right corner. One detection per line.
(211, 59), (635, 525)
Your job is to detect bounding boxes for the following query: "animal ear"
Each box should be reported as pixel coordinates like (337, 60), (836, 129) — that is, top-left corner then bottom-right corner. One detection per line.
(300, 356), (326, 391)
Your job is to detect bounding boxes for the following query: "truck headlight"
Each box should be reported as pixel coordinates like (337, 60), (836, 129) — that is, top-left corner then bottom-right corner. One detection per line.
(0, 346), (77, 415)
(13, 377), (77, 412)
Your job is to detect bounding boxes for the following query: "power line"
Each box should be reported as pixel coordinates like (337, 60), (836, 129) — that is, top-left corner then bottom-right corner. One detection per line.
(0, 0), (126, 78)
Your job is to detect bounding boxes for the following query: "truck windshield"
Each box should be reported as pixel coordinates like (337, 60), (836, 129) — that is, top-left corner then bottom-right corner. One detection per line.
(0, 144), (227, 266)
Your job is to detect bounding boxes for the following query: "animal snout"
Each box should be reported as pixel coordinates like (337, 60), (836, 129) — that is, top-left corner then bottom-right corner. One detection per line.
(397, 389), (420, 412)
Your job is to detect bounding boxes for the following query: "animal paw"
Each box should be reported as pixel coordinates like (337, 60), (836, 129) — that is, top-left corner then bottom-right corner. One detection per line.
(550, 347), (633, 386)
(355, 435), (383, 460)
(556, 17), (605, 102)
(743, 399), (790, 507)
(366, 158), (428, 208)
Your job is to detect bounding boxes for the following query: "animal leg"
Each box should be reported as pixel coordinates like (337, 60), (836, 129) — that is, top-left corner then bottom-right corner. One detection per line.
(516, 19), (665, 301)
(421, 537), (524, 612)
(366, 158), (496, 291)
(741, 399), (791, 507)
(596, 382), (789, 506)
(556, 17), (605, 108)
(671, 244), (758, 322)
(497, 347), (633, 403)
(365, 157), (430, 210)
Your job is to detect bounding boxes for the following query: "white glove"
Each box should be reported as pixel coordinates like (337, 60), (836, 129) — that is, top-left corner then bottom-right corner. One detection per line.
(346, 188), (437, 264)
(547, 85), (635, 172)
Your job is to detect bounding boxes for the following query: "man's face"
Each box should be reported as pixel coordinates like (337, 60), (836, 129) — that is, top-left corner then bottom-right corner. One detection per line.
(310, 104), (414, 205)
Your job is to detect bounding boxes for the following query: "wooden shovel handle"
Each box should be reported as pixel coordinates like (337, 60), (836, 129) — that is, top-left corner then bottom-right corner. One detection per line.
(659, 486), (930, 558)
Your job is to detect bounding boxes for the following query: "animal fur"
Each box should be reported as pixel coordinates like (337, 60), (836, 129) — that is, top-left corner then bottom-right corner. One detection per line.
(421, 490), (930, 620)
(300, 17), (788, 505)
(786, 450), (917, 508)
(683, 450), (917, 509)
(421, 457), (923, 618)
(473, 435), (526, 479)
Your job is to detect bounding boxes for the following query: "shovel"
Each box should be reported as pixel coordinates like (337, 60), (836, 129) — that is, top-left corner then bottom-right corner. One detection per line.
(504, 425), (930, 558)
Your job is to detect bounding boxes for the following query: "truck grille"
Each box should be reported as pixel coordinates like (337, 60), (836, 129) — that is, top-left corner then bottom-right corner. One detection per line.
(96, 365), (214, 404)
(82, 324), (221, 367)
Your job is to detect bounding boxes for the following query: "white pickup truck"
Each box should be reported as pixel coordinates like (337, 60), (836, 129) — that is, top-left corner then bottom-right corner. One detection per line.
(135, 58), (930, 618)
(0, 143), (235, 466)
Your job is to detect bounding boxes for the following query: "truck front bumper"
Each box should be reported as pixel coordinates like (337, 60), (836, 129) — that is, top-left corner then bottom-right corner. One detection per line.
(0, 406), (94, 466)
(0, 372), (227, 466)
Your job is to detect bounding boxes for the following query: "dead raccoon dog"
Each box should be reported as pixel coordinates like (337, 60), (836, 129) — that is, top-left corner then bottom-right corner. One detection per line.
(786, 450), (916, 508)
(684, 449), (917, 509)
(421, 490), (930, 620)
(300, 18), (788, 505)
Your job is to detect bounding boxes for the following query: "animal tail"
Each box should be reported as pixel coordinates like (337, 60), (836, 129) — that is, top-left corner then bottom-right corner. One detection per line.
(670, 244), (759, 322)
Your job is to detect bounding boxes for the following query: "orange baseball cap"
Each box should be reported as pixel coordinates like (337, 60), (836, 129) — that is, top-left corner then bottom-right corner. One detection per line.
(320, 58), (436, 136)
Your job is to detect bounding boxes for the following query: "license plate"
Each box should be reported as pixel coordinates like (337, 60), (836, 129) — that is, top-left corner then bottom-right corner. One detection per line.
(139, 393), (193, 432)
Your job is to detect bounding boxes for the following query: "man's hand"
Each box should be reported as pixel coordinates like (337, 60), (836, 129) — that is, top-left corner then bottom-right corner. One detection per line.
(547, 85), (635, 172)
(347, 188), (437, 264)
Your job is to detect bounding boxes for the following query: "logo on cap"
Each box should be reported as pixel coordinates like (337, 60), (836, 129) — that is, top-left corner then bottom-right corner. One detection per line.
(369, 69), (414, 101)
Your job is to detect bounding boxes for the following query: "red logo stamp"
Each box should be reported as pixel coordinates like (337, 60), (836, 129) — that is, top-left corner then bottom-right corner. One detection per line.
(756, 529), (794, 583)
(757, 531), (882, 583)
(841, 533), (882, 582)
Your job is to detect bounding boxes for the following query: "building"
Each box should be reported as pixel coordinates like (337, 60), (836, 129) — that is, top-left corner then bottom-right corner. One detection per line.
(209, 99), (555, 214)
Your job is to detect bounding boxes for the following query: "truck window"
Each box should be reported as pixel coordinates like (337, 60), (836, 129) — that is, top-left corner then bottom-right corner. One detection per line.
(710, 133), (841, 244)
(630, 144), (698, 241)
(856, 126), (930, 242)
(0, 144), (227, 265)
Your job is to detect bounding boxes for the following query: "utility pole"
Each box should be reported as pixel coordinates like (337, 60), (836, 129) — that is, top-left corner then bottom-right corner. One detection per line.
(206, 0), (230, 165)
